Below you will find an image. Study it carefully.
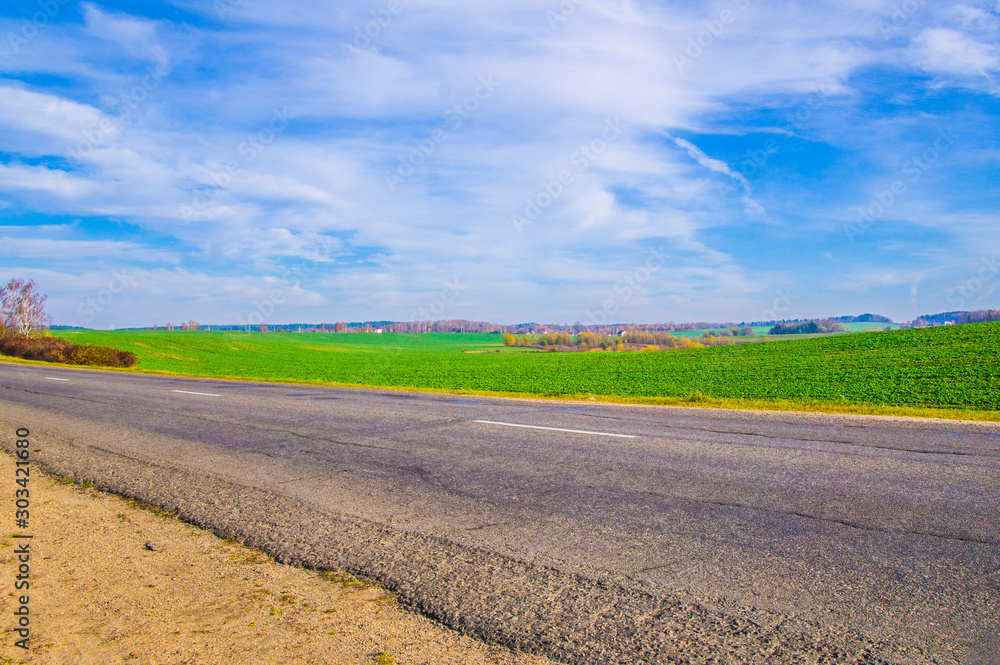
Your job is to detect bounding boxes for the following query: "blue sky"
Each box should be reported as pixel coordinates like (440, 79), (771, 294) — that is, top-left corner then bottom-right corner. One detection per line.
(0, 0), (998, 328)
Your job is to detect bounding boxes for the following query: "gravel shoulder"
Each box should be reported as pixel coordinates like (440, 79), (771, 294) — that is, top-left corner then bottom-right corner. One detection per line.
(0, 451), (555, 665)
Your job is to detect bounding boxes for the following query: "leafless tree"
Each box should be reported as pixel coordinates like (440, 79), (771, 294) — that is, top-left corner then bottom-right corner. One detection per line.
(0, 278), (50, 337)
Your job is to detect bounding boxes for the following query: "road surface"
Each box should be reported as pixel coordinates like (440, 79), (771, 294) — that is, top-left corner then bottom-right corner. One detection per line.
(1, 362), (998, 664)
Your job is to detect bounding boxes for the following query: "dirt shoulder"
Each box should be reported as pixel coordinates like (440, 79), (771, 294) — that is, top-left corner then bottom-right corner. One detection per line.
(0, 452), (555, 665)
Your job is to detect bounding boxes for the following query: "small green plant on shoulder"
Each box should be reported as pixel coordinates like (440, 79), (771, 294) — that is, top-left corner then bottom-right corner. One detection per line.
(373, 652), (395, 665)
(685, 390), (711, 403)
(321, 569), (373, 590)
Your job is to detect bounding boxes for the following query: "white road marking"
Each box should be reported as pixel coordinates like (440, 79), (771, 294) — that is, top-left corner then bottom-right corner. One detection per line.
(474, 420), (637, 439)
(44, 377), (70, 381)
(171, 390), (221, 397)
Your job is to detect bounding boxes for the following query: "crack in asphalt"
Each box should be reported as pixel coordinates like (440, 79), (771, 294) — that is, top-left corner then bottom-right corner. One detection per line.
(466, 522), (511, 531)
(628, 487), (1000, 548)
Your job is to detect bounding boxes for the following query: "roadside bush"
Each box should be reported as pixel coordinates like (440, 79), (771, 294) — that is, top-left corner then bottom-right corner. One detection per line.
(0, 334), (138, 368)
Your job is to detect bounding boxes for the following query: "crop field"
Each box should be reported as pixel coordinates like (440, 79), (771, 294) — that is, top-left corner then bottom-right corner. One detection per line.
(35, 323), (1000, 415)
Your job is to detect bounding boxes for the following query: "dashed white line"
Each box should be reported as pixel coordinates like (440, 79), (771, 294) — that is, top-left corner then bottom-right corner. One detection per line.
(473, 420), (637, 439)
(171, 390), (221, 397)
(44, 377), (70, 381)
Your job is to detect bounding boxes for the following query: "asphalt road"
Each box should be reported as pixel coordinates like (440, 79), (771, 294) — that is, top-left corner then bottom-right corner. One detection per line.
(1, 361), (998, 664)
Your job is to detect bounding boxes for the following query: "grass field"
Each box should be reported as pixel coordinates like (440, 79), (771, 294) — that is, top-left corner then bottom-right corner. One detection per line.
(31, 323), (1000, 418)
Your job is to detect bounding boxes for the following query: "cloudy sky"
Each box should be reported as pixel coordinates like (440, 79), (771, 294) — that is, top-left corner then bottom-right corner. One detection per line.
(0, 0), (998, 328)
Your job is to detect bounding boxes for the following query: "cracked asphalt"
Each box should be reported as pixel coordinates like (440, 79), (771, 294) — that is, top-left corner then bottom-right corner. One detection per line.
(1, 362), (999, 664)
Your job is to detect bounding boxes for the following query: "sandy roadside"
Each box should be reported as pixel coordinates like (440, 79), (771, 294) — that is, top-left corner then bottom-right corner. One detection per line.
(0, 452), (555, 664)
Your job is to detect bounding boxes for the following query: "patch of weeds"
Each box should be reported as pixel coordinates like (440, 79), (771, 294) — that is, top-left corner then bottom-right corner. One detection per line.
(269, 605), (284, 616)
(373, 652), (396, 665)
(231, 548), (270, 565)
(124, 497), (176, 518)
(685, 390), (713, 403)
(320, 570), (375, 590)
(373, 591), (396, 606)
(278, 593), (296, 604)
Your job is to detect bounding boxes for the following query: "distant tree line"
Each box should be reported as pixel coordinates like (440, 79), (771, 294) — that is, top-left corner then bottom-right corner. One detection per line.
(832, 313), (893, 323)
(768, 319), (847, 335)
(903, 309), (1000, 328)
(502, 327), (762, 352)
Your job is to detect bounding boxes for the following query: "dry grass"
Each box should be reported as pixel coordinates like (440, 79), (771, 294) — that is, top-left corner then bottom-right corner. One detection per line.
(0, 334), (138, 367)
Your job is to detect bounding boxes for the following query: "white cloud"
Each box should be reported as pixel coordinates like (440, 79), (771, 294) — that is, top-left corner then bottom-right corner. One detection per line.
(0, 163), (95, 198)
(82, 3), (170, 68)
(0, 86), (112, 144)
(912, 28), (1000, 77)
(0, 236), (179, 263)
(671, 137), (764, 216)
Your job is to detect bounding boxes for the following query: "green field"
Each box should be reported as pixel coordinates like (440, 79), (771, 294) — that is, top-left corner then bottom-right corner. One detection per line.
(31, 323), (1000, 417)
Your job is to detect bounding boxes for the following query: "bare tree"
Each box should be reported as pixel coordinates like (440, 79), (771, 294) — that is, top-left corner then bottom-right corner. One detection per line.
(0, 279), (50, 337)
